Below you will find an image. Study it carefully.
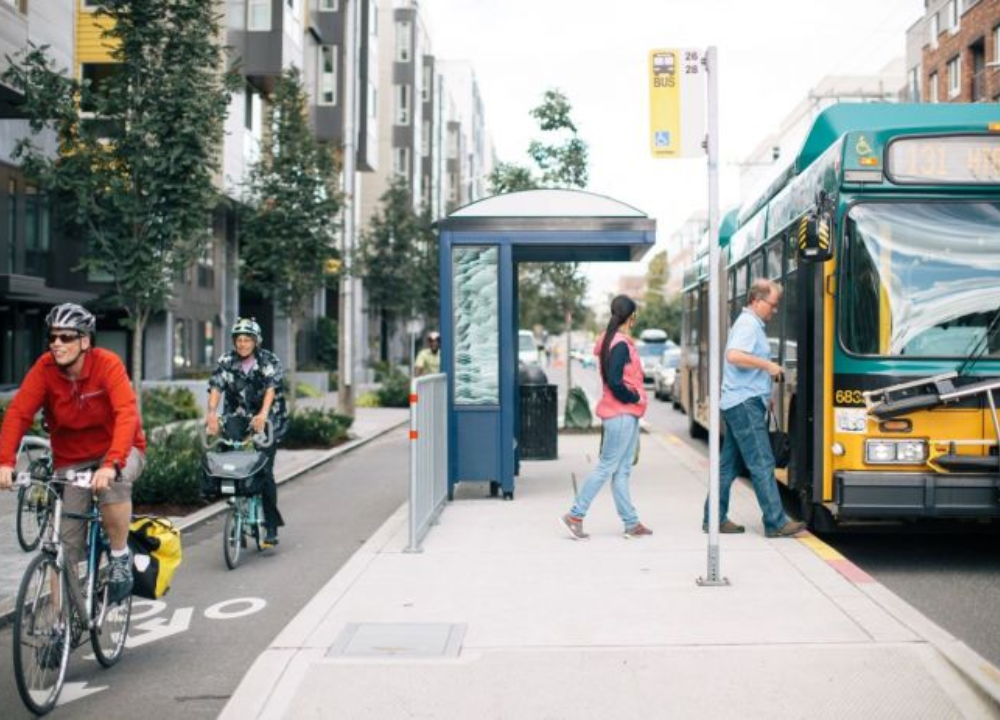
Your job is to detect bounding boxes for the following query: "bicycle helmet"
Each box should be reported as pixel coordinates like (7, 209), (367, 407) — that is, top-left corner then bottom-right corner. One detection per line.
(45, 303), (96, 336)
(231, 317), (262, 343)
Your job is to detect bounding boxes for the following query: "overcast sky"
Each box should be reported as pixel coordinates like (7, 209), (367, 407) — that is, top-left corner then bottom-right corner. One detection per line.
(423, 0), (925, 303)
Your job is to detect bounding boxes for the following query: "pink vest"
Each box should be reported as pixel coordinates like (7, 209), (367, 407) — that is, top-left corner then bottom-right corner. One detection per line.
(594, 332), (648, 420)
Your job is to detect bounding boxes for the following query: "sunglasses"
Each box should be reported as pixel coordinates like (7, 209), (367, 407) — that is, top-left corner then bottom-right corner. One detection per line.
(49, 333), (82, 345)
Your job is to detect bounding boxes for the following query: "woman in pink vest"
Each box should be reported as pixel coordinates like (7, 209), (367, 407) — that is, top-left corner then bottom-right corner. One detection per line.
(561, 295), (652, 539)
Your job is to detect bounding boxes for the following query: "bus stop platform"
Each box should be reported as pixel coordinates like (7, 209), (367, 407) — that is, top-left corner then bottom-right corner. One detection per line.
(221, 429), (1000, 719)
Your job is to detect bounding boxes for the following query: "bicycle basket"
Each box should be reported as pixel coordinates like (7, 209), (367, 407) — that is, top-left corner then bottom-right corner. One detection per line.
(203, 450), (267, 497)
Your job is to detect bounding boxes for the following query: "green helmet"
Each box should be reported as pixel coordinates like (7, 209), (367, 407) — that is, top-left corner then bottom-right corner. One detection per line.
(231, 317), (262, 343)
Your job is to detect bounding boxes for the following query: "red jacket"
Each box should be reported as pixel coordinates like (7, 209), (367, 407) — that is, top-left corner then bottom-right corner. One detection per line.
(0, 348), (147, 470)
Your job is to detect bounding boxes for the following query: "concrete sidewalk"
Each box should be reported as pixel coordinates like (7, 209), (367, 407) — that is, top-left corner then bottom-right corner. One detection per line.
(222, 428), (1000, 720)
(0, 405), (408, 624)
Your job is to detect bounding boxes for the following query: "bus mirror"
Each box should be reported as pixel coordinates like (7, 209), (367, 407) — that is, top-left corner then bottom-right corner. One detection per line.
(797, 211), (833, 263)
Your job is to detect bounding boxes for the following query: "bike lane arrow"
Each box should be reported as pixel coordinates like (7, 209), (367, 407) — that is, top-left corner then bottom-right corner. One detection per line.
(56, 681), (108, 706)
(126, 606), (194, 649)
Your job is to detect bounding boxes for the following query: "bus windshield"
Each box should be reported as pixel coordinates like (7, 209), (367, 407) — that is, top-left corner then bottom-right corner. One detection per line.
(841, 202), (1000, 359)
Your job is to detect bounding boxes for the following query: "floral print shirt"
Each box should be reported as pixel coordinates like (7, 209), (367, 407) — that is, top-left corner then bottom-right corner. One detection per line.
(208, 347), (288, 441)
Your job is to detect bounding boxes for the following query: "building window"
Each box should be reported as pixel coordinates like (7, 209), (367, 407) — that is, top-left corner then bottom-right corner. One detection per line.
(908, 66), (920, 102)
(6, 180), (17, 273)
(318, 45), (337, 106)
(197, 241), (215, 289)
(202, 322), (215, 367)
(395, 20), (411, 62)
(994, 25), (1000, 65)
(173, 319), (191, 370)
(422, 119), (430, 157)
(929, 12), (939, 48)
(929, 71), (939, 102)
(244, 83), (256, 131)
(392, 147), (409, 176)
(395, 84), (410, 125)
(947, 56), (961, 98)
(368, 82), (378, 119)
(948, 0), (959, 33)
(23, 186), (49, 278)
(247, 0), (271, 31)
(319, 0), (337, 10)
(422, 65), (431, 102)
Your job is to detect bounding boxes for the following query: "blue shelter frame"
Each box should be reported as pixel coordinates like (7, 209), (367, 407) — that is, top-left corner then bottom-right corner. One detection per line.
(436, 189), (655, 499)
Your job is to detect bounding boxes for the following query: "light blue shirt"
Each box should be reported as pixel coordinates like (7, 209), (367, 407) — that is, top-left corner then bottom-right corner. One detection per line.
(720, 308), (772, 410)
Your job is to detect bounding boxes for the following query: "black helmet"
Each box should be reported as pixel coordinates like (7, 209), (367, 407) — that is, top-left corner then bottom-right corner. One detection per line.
(45, 303), (96, 336)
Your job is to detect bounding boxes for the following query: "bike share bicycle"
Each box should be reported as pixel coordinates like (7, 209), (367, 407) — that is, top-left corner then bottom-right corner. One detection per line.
(12, 466), (132, 716)
(202, 415), (275, 569)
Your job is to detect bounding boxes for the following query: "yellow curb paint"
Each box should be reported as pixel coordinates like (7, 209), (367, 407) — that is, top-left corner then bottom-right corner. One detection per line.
(797, 533), (844, 561)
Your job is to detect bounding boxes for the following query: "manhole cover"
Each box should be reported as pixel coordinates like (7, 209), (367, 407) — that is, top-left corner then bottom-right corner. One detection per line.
(327, 623), (466, 658)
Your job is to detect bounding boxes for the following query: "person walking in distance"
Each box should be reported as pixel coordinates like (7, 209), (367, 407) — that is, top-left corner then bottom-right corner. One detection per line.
(561, 295), (652, 539)
(414, 331), (441, 377)
(704, 278), (805, 538)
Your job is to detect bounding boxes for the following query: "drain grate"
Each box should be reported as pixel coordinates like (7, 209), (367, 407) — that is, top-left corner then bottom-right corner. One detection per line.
(327, 623), (466, 658)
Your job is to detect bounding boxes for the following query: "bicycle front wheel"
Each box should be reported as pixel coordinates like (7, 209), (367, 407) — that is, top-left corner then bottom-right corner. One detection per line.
(13, 553), (72, 715)
(16, 483), (52, 552)
(223, 503), (243, 570)
(90, 548), (132, 667)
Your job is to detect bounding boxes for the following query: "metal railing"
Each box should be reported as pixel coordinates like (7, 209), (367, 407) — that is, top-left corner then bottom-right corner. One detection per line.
(406, 373), (448, 552)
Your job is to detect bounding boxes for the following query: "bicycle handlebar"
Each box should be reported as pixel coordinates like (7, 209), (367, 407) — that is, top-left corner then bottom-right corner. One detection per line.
(14, 464), (123, 490)
(201, 416), (274, 450)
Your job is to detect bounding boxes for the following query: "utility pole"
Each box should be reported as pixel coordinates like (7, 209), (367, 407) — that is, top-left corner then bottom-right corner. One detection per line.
(338, 0), (359, 416)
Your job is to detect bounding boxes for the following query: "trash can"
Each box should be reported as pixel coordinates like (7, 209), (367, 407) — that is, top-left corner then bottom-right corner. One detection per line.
(518, 364), (557, 461)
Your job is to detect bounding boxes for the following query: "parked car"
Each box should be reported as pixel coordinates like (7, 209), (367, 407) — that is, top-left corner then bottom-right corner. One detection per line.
(518, 330), (540, 366)
(653, 347), (681, 401)
(636, 334), (677, 385)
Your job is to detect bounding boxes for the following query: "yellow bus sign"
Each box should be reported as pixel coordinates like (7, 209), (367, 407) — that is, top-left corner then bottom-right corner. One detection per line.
(649, 48), (706, 159)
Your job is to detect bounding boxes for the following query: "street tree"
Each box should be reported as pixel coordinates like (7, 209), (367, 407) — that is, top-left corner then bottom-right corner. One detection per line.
(239, 67), (342, 406)
(634, 250), (682, 340)
(2, 0), (237, 402)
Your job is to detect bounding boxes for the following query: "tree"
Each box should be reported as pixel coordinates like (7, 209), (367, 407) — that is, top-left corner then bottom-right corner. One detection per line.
(634, 251), (682, 340)
(240, 67), (342, 406)
(2, 0), (237, 402)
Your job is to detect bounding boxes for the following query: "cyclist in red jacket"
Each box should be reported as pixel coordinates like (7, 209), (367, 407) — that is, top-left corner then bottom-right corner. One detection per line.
(0, 303), (146, 603)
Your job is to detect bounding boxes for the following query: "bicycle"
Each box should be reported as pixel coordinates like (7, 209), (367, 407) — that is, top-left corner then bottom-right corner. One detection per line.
(14, 436), (54, 552)
(11, 466), (132, 716)
(202, 416), (274, 570)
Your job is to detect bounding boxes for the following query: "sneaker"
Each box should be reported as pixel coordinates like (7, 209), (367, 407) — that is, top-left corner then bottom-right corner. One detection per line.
(623, 522), (653, 538)
(261, 529), (279, 548)
(702, 520), (746, 534)
(560, 514), (589, 540)
(107, 551), (133, 604)
(765, 520), (807, 538)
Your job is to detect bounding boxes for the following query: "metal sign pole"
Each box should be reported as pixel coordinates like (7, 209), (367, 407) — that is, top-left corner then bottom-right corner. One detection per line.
(338, 0), (359, 416)
(698, 45), (729, 587)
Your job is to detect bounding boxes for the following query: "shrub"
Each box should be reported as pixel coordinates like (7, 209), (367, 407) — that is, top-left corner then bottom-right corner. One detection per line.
(283, 408), (353, 449)
(356, 392), (380, 407)
(376, 371), (411, 408)
(295, 382), (322, 399)
(142, 387), (201, 430)
(133, 427), (204, 505)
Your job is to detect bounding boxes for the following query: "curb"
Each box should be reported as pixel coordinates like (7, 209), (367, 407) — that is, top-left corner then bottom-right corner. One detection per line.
(0, 418), (409, 628)
(650, 428), (1000, 709)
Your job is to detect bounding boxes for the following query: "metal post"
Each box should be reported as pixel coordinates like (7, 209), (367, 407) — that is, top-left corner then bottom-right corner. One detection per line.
(338, 0), (359, 416)
(698, 45), (729, 587)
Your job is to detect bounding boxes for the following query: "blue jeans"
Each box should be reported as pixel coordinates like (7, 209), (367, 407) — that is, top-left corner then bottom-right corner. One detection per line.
(703, 397), (788, 533)
(570, 414), (641, 529)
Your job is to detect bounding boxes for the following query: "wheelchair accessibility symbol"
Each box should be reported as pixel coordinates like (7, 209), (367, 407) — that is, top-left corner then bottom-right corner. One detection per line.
(654, 131), (672, 148)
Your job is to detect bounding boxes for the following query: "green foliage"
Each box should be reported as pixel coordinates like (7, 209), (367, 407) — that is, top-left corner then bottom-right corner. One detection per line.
(315, 316), (338, 371)
(356, 392), (380, 408)
(132, 427), (203, 505)
(1, 0), (238, 388)
(376, 371), (411, 408)
(283, 409), (353, 449)
(634, 294), (682, 341)
(141, 387), (201, 430)
(295, 382), (322, 399)
(488, 162), (538, 194)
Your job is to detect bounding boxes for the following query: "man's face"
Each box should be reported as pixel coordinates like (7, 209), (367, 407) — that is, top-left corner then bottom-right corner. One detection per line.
(234, 334), (257, 358)
(752, 291), (781, 323)
(429, 337), (440, 354)
(48, 328), (89, 368)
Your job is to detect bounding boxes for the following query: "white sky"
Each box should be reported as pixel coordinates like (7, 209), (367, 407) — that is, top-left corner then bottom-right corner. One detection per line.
(423, 0), (925, 304)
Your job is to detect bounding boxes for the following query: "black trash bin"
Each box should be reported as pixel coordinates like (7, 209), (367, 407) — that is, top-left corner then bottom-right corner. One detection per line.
(518, 363), (557, 461)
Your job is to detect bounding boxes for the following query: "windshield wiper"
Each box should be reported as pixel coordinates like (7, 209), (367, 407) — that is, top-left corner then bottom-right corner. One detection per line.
(957, 304), (1000, 377)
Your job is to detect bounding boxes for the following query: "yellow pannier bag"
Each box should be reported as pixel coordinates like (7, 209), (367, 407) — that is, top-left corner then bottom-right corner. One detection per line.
(127, 516), (183, 599)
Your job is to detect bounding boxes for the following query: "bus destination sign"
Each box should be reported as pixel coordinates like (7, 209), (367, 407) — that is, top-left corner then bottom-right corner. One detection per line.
(887, 135), (1000, 184)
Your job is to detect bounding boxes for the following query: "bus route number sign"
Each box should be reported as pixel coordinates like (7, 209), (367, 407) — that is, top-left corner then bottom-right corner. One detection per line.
(887, 135), (1000, 184)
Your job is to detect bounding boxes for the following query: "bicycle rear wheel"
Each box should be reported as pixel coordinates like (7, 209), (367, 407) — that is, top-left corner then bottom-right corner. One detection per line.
(13, 553), (72, 715)
(90, 548), (132, 667)
(223, 503), (243, 569)
(16, 483), (52, 552)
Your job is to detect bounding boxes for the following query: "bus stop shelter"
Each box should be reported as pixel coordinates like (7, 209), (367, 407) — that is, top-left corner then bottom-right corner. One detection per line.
(436, 189), (656, 499)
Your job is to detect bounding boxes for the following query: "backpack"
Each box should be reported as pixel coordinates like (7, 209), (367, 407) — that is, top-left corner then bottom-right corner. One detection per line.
(128, 516), (183, 599)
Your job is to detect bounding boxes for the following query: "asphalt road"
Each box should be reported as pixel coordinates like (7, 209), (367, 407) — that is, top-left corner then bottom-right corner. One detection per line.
(0, 429), (410, 720)
(640, 370), (1000, 670)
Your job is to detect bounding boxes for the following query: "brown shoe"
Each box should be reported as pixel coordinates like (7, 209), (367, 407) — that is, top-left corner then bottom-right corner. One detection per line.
(765, 520), (806, 538)
(623, 522), (653, 538)
(702, 520), (746, 534)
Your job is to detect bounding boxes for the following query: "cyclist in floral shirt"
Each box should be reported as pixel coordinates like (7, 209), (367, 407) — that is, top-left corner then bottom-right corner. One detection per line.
(206, 318), (288, 546)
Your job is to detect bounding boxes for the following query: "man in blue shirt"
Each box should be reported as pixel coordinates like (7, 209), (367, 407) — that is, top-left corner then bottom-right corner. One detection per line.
(704, 278), (805, 538)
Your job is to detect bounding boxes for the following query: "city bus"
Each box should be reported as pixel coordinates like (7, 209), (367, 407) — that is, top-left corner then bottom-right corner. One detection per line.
(678, 104), (1000, 529)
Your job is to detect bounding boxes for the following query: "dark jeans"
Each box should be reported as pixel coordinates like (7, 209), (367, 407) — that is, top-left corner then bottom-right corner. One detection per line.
(260, 444), (284, 533)
(703, 396), (789, 533)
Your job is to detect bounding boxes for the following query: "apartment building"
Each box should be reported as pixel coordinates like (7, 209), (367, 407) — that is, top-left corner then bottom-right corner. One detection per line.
(906, 0), (1000, 103)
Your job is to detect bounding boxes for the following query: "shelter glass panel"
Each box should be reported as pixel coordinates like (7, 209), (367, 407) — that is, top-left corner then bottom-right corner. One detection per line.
(452, 246), (499, 404)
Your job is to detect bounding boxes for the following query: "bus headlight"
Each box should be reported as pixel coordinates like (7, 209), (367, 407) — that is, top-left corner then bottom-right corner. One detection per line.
(864, 439), (927, 464)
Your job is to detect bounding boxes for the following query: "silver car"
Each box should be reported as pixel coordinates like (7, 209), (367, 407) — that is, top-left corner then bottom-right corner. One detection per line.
(653, 347), (681, 401)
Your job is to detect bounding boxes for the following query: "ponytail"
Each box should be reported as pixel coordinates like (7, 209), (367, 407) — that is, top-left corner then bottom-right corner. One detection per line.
(600, 294), (637, 386)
